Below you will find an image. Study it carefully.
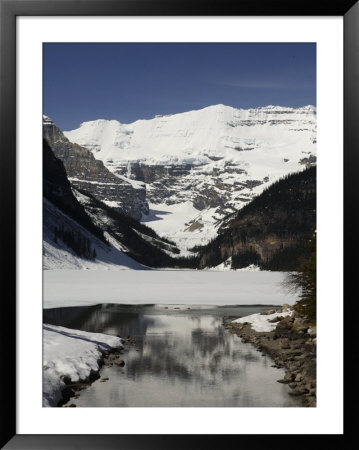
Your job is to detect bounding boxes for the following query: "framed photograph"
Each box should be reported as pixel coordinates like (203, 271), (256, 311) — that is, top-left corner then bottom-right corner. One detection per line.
(1, 0), (356, 448)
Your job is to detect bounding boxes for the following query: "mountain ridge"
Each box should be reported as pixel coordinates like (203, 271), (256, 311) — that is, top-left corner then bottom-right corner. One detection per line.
(70, 103), (316, 129)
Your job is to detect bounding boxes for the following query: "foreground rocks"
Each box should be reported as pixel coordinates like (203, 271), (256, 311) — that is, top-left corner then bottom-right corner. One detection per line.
(225, 309), (316, 407)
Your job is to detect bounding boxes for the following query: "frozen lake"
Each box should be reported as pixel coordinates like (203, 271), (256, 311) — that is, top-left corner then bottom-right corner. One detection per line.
(43, 270), (298, 309)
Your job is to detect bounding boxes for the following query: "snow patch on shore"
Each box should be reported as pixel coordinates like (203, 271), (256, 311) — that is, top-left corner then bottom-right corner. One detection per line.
(43, 324), (122, 407)
(232, 310), (293, 332)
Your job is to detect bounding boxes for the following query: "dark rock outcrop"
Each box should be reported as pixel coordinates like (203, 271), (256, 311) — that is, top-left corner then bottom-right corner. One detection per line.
(43, 138), (104, 243)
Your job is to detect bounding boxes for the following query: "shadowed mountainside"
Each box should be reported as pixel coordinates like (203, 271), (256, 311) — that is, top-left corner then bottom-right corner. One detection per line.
(43, 139), (198, 269)
(195, 166), (316, 271)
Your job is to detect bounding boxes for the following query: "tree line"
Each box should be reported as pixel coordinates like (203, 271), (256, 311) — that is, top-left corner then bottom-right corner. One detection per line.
(285, 232), (316, 323)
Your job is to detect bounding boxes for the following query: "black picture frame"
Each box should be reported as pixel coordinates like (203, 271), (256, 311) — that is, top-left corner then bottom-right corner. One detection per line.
(1, 0), (356, 448)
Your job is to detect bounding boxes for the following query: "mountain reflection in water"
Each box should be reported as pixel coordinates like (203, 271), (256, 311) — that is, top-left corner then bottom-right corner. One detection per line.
(43, 304), (300, 407)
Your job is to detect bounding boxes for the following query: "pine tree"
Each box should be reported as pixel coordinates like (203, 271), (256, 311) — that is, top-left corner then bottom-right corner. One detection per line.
(285, 232), (316, 323)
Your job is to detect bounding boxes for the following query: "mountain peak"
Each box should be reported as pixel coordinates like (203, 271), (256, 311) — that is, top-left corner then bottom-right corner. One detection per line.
(43, 115), (54, 125)
(78, 118), (121, 128)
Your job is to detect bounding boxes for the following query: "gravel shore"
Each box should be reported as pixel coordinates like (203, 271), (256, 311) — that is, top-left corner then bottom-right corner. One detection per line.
(225, 308), (316, 407)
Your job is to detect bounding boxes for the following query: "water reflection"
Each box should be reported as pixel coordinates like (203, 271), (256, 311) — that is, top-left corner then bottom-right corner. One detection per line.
(43, 304), (300, 407)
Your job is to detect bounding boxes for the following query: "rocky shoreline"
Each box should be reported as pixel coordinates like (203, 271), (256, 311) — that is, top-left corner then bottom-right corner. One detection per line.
(225, 307), (316, 407)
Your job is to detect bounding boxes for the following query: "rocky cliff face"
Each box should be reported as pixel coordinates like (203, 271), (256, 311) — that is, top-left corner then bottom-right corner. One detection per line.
(112, 161), (248, 213)
(43, 116), (148, 220)
(64, 104), (316, 249)
(43, 138), (104, 242)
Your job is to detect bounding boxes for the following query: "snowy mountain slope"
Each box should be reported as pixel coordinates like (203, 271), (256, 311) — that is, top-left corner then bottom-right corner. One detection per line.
(44, 198), (146, 270)
(65, 104), (316, 165)
(64, 104), (316, 249)
(71, 188), (195, 268)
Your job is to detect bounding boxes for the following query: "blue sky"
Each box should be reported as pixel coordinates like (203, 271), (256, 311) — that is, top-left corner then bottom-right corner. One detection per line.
(43, 43), (316, 131)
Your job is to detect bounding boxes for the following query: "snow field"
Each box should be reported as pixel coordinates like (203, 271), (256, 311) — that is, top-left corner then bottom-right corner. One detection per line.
(141, 202), (219, 251)
(43, 270), (299, 309)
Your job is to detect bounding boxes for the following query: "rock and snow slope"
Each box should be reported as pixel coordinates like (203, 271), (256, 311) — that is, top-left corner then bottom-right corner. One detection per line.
(64, 104), (316, 249)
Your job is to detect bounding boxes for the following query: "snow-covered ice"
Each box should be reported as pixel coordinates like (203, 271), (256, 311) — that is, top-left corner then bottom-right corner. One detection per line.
(43, 270), (299, 309)
(43, 324), (122, 407)
(232, 310), (293, 332)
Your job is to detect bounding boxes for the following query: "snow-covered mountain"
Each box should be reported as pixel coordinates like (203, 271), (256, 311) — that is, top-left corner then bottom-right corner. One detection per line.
(64, 104), (316, 250)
